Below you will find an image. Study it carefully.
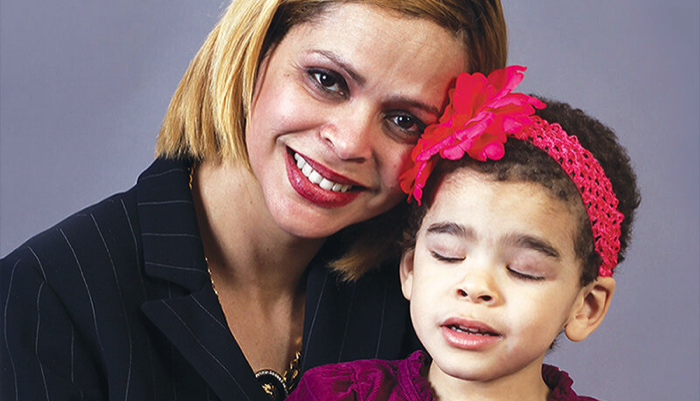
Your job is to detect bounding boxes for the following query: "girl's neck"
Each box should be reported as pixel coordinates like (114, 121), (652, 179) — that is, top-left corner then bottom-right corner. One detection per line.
(192, 159), (325, 300)
(427, 358), (551, 401)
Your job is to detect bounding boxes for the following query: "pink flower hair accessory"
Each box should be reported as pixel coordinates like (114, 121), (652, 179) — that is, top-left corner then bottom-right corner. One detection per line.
(399, 65), (624, 276)
(399, 65), (546, 204)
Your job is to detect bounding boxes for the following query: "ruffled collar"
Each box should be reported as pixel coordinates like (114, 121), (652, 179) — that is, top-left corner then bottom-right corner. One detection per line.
(396, 352), (588, 401)
(542, 364), (587, 400)
(398, 351), (434, 401)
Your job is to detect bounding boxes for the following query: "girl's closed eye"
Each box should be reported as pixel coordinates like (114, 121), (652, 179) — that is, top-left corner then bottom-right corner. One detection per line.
(429, 249), (465, 263)
(308, 68), (348, 98)
(425, 230), (467, 264)
(506, 263), (546, 281)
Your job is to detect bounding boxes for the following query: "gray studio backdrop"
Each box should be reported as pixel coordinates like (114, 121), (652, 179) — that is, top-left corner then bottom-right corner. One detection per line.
(1, 1), (698, 399)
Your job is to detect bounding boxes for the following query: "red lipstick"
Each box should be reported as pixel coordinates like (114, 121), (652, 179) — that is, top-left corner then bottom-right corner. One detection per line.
(285, 149), (362, 208)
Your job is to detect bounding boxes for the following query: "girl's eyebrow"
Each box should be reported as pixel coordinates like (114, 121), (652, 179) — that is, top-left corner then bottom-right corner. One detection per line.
(426, 222), (476, 240)
(425, 223), (561, 260)
(501, 233), (561, 259)
(308, 50), (441, 117)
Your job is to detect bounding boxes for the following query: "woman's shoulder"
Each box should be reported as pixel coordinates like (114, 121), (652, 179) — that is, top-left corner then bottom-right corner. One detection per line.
(0, 160), (185, 301)
(2, 187), (138, 263)
(0, 157), (191, 276)
(5, 184), (137, 249)
(0, 185), (142, 318)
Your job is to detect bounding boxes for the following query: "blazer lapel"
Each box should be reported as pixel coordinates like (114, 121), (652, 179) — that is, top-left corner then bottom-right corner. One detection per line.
(300, 257), (411, 372)
(135, 159), (269, 401)
(141, 290), (268, 401)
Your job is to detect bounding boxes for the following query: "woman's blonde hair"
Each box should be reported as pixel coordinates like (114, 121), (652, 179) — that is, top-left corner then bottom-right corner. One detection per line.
(156, 0), (508, 279)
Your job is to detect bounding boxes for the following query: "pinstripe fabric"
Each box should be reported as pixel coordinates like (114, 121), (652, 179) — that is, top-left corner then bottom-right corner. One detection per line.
(1, 158), (419, 401)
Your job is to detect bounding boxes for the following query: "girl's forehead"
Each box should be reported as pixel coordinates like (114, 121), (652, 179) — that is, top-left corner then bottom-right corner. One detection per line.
(424, 169), (580, 250)
(437, 167), (582, 216)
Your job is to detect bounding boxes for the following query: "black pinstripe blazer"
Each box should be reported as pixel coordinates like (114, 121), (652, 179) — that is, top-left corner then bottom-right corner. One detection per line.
(1, 158), (419, 401)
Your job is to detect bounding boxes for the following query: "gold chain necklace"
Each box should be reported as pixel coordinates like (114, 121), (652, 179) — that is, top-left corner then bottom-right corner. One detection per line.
(190, 165), (302, 400)
(207, 264), (302, 400)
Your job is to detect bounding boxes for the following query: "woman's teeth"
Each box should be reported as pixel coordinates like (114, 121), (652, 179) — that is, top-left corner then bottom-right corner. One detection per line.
(294, 153), (352, 193)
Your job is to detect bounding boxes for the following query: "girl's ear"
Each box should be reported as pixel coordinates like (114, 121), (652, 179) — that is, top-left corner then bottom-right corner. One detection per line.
(399, 248), (416, 301)
(565, 276), (616, 342)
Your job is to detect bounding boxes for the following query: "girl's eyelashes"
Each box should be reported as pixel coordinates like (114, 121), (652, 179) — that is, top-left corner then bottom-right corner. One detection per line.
(430, 250), (464, 263)
(507, 266), (545, 281)
(308, 68), (348, 98)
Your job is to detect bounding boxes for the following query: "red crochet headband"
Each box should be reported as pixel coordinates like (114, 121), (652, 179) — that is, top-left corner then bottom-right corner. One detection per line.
(399, 66), (623, 277)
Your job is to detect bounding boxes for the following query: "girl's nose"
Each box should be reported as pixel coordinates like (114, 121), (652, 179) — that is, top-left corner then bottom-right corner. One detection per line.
(319, 106), (374, 162)
(455, 269), (500, 305)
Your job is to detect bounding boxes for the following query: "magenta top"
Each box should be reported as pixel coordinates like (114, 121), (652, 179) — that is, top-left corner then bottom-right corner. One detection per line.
(287, 351), (599, 401)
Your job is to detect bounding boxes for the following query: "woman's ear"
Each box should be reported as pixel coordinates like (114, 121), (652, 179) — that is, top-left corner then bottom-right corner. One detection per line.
(399, 248), (416, 301)
(565, 276), (616, 342)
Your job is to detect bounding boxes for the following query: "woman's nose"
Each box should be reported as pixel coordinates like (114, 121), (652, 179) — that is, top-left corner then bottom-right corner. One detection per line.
(319, 106), (374, 162)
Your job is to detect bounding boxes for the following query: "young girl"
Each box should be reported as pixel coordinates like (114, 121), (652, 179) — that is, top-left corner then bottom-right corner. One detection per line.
(286, 66), (641, 400)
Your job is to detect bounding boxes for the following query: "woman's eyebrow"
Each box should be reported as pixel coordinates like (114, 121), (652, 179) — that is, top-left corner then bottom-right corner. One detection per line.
(385, 95), (440, 116)
(502, 233), (561, 259)
(309, 50), (440, 116)
(310, 50), (366, 86)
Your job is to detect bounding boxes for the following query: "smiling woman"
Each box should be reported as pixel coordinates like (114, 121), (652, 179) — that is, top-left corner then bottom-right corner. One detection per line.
(0, 1), (507, 400)
(243, 3), (468, 240)
(158, 0), (508, 280)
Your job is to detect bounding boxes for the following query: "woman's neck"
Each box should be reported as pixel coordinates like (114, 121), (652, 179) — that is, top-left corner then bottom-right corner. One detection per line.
(190, 159), (319, 373)
(192, 159), (325, 300)
(427, 358), (551, 401)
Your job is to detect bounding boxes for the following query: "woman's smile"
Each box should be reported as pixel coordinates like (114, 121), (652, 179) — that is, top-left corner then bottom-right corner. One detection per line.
(286, 149), (362, 208)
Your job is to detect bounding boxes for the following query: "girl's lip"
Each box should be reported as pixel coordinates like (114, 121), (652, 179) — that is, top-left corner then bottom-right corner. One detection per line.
(288, 148), (365, 188)
(285, 149), (362, 208)
(441, 317), (501, 337)
(440, 317), (502, 350)
(440, 325), (502, 350)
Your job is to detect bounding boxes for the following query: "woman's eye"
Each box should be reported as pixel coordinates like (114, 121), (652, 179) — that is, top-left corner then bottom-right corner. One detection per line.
(430, 251), (464, 263)
(386, 113), (426, 142)
(507, 266), (545, 281)
(393, 115), (418, 130)
(309, 69), (347, 98)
